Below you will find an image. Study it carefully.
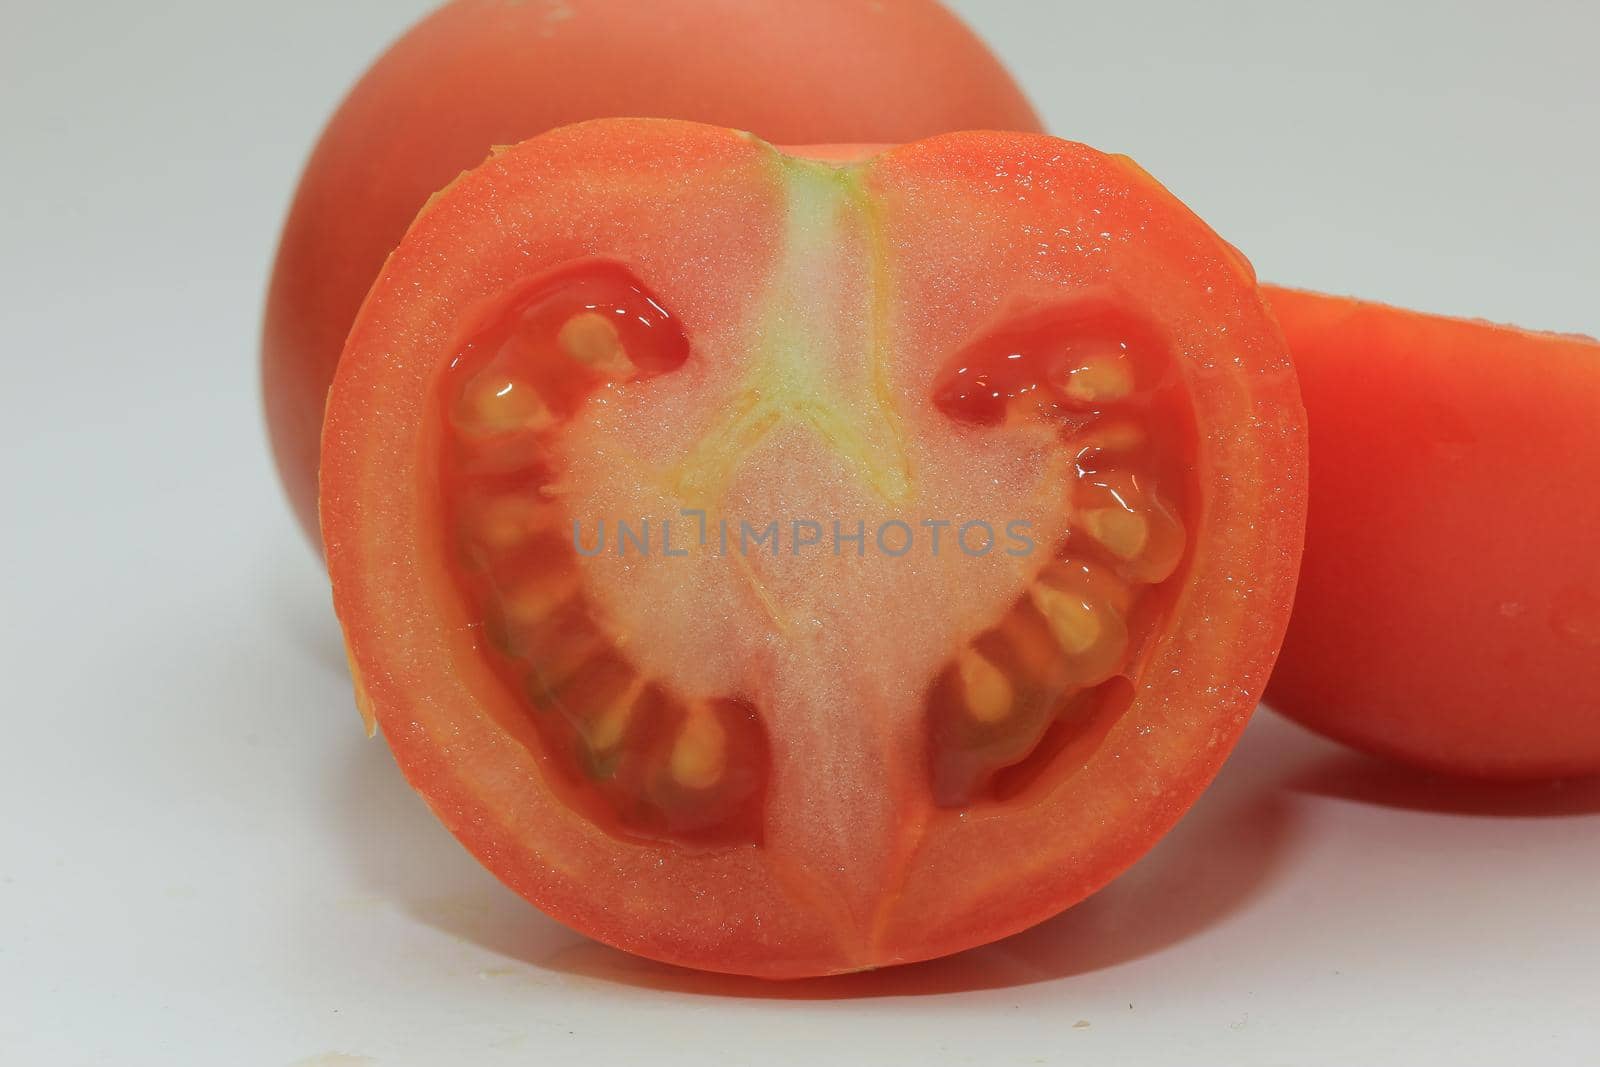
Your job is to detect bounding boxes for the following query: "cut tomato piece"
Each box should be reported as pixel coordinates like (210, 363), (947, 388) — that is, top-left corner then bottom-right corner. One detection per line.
(323, 119), (1306, 977)
(1263, 286), (1600, 780)
(262, 0), (1043, 547)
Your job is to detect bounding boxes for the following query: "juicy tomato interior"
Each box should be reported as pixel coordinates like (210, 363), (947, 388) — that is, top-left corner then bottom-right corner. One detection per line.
(438, 263), (770, 845)
(436, 266), (1203, 845)
(323, 119), (1305, 977)
(925, 299), (1199, 808)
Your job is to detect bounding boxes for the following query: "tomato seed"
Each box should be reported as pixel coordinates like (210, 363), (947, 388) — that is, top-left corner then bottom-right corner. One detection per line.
(670, 703), (729, 790)
(557, 310), (638, 379)
(957, 647), (1015, 724)
(1056, 352), (1135, 404)
(454, 372), (556, 437)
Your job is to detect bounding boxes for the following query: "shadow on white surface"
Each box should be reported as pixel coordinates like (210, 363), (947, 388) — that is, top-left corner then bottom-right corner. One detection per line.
(1286, 746), (1600, 818)
(324, 706), (1311, 998)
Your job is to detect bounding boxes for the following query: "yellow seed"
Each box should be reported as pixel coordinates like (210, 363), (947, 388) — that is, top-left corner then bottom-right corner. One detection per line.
(1131, 504), (1185, 584)
(471, 494), (555, 550)
(957, 648), (1014, 724)
(457, 373), (555, 436)
(670, 704), (727, 790)
(588, 678), (645, 752)
(1077, 418), (1146, 455)
(558, 311), (637, 379)
(1060, 357), (1134, 403)
(1030, 583), (1103, 655)
(1080, 506), (1150, 561)
(502, 569), (579, 627)
(477, 510), (522, 549)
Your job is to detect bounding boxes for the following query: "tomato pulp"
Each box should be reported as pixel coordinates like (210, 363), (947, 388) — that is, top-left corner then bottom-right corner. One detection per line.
(322, 119), (1306, 976)
(1263, 287), (1600, 779)
(263, 0), (1042, 545)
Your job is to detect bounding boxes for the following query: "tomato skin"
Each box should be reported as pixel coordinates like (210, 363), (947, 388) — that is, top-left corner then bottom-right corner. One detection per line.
(321, 118), (1305, 977)
(1263, 286), (1600, 780)
(263, 0), (1042, 544)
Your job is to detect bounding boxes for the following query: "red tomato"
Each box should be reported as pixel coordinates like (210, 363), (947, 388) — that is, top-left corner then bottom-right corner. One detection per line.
(1264, 287), (1600, 779)
(263, 0), (1042, 544)
(321, 119), (1306, 976)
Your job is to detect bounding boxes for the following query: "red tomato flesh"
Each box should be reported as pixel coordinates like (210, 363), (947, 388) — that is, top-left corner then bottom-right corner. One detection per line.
(323, 119), (1306, 977)
(1264, 286), (1600, 780)
(264, 0), (1042, 546)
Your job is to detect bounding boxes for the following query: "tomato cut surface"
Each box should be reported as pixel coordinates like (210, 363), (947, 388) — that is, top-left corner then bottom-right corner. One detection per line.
(438, 261), (771, 845)
(323, 119), (1305, 977)
(1263, 287), (1600, 780)
(263, 0), (1042, 546)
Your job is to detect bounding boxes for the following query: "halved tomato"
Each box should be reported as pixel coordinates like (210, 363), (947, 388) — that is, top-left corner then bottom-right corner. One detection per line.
(322, 119), (1306, 977)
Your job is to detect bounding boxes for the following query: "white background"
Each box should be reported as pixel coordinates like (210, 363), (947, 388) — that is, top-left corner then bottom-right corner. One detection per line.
(2, 2), (1597, 1065)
